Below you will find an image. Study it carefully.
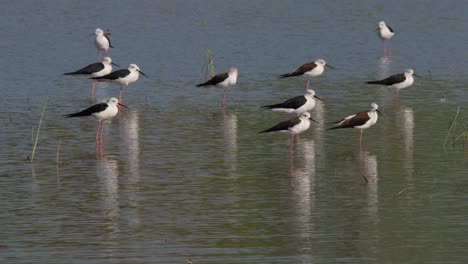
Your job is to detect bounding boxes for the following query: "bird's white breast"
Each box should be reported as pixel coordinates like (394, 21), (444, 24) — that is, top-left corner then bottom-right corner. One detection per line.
(228, 72), (238, 86)
(355, 112), (378, 130)
(290, 119), (310, 134)
(379, 27), (394, 40)
(93, 105), (118, 121)
(304, 66), (324, 78)
(95, 35), (110, 51)
(114, 71), (139, 86)
(393, 76), (413, 89)
(302, 95), (317, 112)
(91, 63), (112, 78)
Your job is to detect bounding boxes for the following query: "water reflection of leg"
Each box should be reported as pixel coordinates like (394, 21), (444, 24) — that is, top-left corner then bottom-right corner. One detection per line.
(95, 121), (102, 145)
(222, 88), (228, 110)
(289, 153), (294, 178)
(382, 40), (386, 57)
(359, 130), (363, 150)
(395, 89), (400, 111)
(289, 134), (294, 159)
(118, 87), (123, 104)
(100, 123), (105, 145)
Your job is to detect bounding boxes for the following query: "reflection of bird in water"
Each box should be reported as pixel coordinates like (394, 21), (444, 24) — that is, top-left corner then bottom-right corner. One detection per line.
(120, 110), (141, 227)
(359, 151), (378, 214)
(65, 97), (128, 146)
(259, 112), (318, 158)
(290, 140), (316, 239)
(261, 89), (323, 115)
(377, 56), (392, 80)
(396, 106), (415, 177)
(279, 59), (335, 91)
(328, 103), (382, 149)
(95, 156), (120, 236)
(223, 112), (238, 173)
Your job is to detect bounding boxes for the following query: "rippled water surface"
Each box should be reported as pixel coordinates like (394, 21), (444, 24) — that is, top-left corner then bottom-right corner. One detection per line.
(1, 1), (468, 263)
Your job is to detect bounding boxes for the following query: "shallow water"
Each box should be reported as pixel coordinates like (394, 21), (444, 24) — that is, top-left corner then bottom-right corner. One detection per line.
(1, 1), (468, 263)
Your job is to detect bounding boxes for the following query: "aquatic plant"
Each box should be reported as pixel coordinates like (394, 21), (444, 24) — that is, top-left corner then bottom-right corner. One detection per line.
(444, 106), (468, 147)
(30, 96), (48, 162)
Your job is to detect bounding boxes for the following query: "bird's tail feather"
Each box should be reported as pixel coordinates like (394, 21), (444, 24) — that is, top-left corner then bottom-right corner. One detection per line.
(64, 113), (85, 118)
(366, 80), (383, 85)
(261, 104), (281, 109)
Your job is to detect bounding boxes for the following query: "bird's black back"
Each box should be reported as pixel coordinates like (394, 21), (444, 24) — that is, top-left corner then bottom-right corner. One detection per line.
(262, 96), (307, 110)
(328, 112), (369, 130)
(279, 62), (317, 78)
(259, 117), (301, 133)
(387, 25), (395, 33)
(104, 34), (114, 48)
(196, 72), (229, 87)
(92, 69), (130, 80)
(65, 103), (108, 118)
(366, 73), (405, 86)
(64, 62), (104, 75)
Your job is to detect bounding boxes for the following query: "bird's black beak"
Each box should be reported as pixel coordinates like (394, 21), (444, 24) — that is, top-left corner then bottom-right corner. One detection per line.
(326, 64), (336, 70)
(375, 28), (379, 32)
(377, 109), (383, 116)
(118, 103), (130, 109)
(314, 95), (324, 102)
(138, 70), (149, 78)
(111, 62), (120, 67)
(310, 118), (319, 124)
(413, 73), (422, 78)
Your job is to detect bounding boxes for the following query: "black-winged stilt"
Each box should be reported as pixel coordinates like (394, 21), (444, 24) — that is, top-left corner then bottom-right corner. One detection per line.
(328, 103), (382, 148)
(261, 89), (323, 115)
(279, 59), (335, 91)
(196, 67), (238, 109)
(259, 112), (318, 157)
(65, 97), (128, 146)
(91, 64), (148, 103)
(64, 57), (119, 96)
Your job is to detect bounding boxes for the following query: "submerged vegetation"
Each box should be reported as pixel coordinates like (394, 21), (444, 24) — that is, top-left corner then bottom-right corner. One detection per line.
(30, 96), (48, 162)
(444, 106), (468, 147)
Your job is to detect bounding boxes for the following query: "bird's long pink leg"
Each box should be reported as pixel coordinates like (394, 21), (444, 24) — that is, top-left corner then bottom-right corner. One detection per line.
(98, 51), (101, 62)
(96, 121), (101, 145)
(306, 79), (310, 91)
(389, 41), (392, 56)
(119, 86), (123, 103)
(91, 81), (96, 97)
